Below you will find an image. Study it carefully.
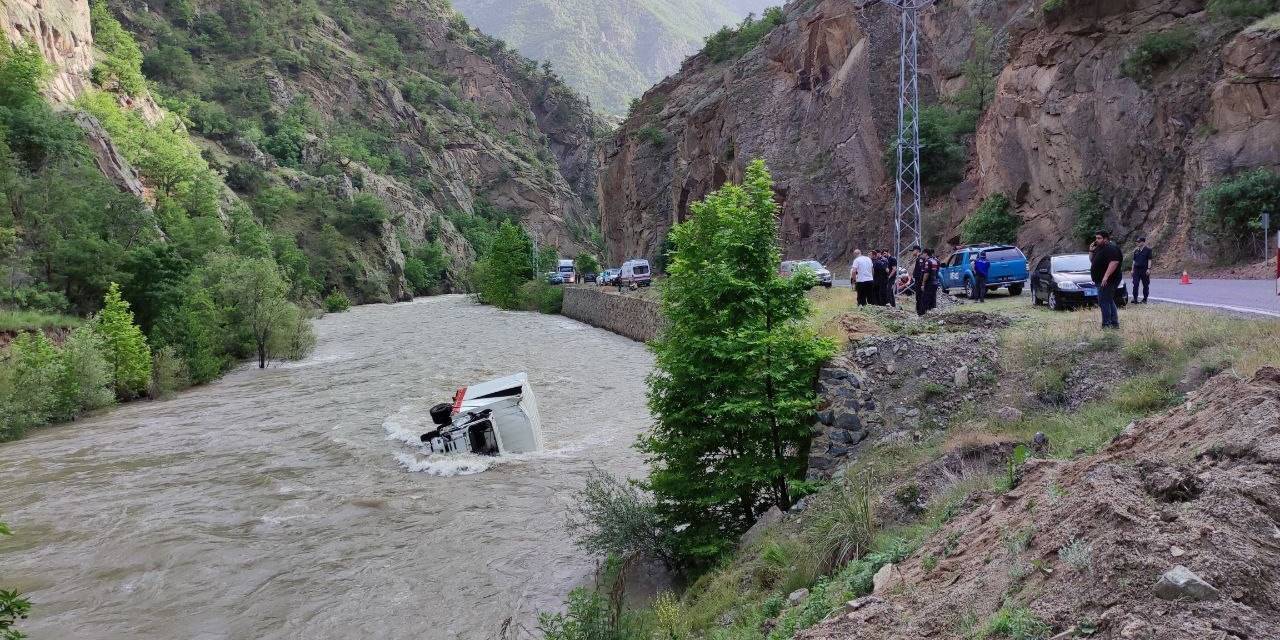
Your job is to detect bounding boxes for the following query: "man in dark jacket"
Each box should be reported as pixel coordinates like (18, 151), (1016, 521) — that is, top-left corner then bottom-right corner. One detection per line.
(973, 252), (990, 303)
(882, 250), (898, 307)
(1091, 231), (1123, 329)
(872, 250), (890, 306)
(1131, 236), (1152, 303)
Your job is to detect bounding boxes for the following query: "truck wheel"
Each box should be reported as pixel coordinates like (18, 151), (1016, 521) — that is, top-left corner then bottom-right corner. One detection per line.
(1008, 284), (1024, 296)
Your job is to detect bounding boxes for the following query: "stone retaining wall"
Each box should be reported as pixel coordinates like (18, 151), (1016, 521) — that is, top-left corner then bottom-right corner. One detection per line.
(561, 287), (665, 342)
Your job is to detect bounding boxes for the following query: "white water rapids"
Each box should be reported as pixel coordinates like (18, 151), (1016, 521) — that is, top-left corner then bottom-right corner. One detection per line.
(0, 295), (654, 639)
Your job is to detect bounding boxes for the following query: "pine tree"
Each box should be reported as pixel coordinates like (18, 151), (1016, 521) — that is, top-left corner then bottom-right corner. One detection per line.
(94, 282), (153, 397)
(640, 159), (835, 567)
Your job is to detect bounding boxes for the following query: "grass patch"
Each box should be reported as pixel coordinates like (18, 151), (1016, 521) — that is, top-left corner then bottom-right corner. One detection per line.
(974, 602), (1052, 639)
(1121, 28), (1197, 82)
(0, 310), (82, 333)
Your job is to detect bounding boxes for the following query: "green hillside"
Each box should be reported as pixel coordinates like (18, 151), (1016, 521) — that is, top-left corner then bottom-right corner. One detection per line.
(450, 0), (777, 114)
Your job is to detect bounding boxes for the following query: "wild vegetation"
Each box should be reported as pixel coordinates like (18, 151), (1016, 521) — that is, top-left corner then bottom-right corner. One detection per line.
(702, 7), (786, 63)
(1195, 168), (1280, 259)
(960, 193), (1020, 245)
(541, 282), (1280, 639)
(0, 521), (29, 640)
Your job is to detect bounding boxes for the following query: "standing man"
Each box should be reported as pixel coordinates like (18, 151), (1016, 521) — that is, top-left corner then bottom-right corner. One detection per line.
(911, 245), (927, 315)
(923, 249), (941, 313)
(851, 249), (875, 306)
(1091, 231), (1123, 329)
(973, 251), (990, 303)
(1131, 236), (1152, 303)
(872, 250), (890, 305)
(883, 249), (898, 307)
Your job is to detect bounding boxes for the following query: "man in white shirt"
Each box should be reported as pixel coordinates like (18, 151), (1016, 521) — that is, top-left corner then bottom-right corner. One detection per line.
(850, 249), (875, 306)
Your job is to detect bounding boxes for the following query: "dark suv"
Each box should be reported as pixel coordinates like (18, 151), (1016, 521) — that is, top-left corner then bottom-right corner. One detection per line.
(1030, 253), (1128, 311)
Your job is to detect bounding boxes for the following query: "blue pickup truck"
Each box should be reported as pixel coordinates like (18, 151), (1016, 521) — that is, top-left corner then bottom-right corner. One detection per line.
(939, 245), (1029, 297)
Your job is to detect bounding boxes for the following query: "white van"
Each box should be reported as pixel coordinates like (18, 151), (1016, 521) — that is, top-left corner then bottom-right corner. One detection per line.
(557, 259), (576, 284)
(620, 259), (651, 287)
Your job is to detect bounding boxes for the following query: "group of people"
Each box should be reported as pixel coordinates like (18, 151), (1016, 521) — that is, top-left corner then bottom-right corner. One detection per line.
(849, 245), (942, 317)
(848, 249), (899, 307)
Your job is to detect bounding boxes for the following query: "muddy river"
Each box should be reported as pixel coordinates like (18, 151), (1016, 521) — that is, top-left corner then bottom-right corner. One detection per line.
(0, 295), (654, 639)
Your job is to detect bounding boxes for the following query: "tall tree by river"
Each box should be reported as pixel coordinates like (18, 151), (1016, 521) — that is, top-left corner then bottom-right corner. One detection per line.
(641, 159), (834, 567)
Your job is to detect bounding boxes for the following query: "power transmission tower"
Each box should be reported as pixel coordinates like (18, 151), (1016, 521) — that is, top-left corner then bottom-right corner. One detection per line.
(865, 0), (936, 260)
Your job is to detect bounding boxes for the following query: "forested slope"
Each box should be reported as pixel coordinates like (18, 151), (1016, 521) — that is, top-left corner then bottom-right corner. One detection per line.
(1, 0), (605, 434)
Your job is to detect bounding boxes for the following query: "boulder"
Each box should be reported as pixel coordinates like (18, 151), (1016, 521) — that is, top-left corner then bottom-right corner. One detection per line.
(817, 409), (835, 426)
(872, 563), (903, 594)
(833, 411), (862, 431)
(995, 406), (1024, 425)
(953, 365), (969, 388)
(788, 588), (809, 605)
(1153, 565), (1219, 601)
(739, 505), (784, 549)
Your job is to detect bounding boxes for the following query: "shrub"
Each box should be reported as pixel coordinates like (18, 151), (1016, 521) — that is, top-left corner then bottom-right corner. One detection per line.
(1057, 538), (1093, 572)
(634, 125), (666, 147)
(323, 290), (351, 313)
(1069, 188), (1106, 249)
(1121, 28), (1196, 82)
(1042, 0), (1066, 13)
(55, 325), (115, 420)
(887, 105), (971, 191)
(1195, 168), (1280, 257)
(809, 474), (876, 566)
(978, 603), (1051, 640)
(343, 194), (389, 234)
(702, 7), (786, 63)
(0, 331), (61, 438)
(537, 588), (614, 640)
(0, 522), (31, 638)
(1208, 0), (1277, 19)
(93, 283), (153, 398)
(265, 302), (316, 362)
(149, 345), (190, 399)
(564, 467), (675, 567)
(961, 194), (1021, 245)
(520, 280), (564, 314)
(89, 0), (147, 94)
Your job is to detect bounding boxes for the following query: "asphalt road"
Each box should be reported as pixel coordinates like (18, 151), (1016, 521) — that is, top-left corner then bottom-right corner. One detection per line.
(1147, 278), (1280, 318)
(832, 277), (1280, 317)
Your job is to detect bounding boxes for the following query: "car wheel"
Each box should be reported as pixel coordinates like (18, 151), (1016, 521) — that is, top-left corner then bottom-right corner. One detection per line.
(1008, 284), (1024, 296)
(963, 279), (973, 299)
(1048, 290), (1063, 311)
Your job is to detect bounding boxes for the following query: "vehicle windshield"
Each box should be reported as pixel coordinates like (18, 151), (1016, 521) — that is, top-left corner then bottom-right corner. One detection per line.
(632, 265), (650, 275)
(984, 247), (1023, 262)
(800, 261), (824, 270)
(558, 266), (574, 272)
(1051, 255), (1091, 272)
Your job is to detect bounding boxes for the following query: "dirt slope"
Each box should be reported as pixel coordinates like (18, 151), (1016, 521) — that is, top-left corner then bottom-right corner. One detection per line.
(800, 367), (1280, 639)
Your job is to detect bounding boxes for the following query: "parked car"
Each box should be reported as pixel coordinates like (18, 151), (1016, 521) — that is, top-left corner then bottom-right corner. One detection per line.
(598, 269), (619, 286)
(620, 259), (652, 287)
(557, 259), (576, 284)
(545, 271), (564, 285)
(1030, 253), (1129, 311)
(582, 272), (598, 283)
(780, 259), (833, 288)
(940, 245), (1028, 297)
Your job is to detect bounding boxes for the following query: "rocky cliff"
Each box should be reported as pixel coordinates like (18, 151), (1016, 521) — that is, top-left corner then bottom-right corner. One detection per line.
(600, 0), (1280, 268)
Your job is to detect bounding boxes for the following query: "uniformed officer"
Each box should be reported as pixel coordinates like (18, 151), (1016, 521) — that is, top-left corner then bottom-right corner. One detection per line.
(911, 245), (928, 316)
(923, 249), (941, 313)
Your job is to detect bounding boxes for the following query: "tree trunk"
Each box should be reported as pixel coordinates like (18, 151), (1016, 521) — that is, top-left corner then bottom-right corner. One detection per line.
(257, 340), (266, 369)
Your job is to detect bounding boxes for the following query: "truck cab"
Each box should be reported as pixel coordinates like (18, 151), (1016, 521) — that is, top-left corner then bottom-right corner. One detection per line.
(557, 259), (576, 284)
(940, 245), (1028, 297)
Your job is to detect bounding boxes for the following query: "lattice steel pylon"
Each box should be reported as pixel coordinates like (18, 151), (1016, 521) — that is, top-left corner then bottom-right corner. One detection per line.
(867, 0), (936, 261)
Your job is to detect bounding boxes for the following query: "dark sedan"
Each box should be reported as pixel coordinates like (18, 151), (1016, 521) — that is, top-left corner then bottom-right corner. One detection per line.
(1030, 253), (1128, 311)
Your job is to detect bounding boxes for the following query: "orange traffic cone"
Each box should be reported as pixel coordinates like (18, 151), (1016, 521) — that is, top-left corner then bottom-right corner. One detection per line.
(1180, 270), (1191, 285)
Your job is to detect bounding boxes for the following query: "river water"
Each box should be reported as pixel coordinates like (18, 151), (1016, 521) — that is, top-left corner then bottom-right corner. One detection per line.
(0, 296), (654, 640)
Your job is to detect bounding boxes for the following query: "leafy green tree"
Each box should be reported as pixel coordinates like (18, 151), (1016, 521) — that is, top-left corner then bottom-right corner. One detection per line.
(1069, 188), (1107, 249)
(473, 221), (533, 309)
(153, 282), (227, 385)
(573, 253), (600, 276)
(89, 0), (147, 95)
(204, 253), (311, 368)
(961, 193), (1021, 245)
(94, 282), (153, 397)
(0, 331), (61, 436)
(640, 159), (835, 567)
(404, 240), (448, 295)
(54, 325), (115, 420)
(343, 193), (389, 234)
(1196, 168), (1280, 259)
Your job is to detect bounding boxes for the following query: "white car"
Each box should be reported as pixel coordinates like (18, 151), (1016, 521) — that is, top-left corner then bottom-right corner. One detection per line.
(780, 259), (833, 288)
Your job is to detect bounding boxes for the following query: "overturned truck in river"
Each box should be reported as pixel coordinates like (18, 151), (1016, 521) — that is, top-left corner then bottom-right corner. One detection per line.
(420, 373), (545, 456)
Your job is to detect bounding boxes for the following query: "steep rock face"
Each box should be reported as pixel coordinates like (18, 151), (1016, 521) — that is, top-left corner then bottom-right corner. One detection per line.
(601, 0), (900, 266)
(600, 0), (1280, 268)
(1, 0), (94, 102)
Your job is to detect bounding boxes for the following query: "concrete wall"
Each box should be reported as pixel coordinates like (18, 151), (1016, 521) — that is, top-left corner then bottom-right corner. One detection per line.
(561, 287), (665, 342)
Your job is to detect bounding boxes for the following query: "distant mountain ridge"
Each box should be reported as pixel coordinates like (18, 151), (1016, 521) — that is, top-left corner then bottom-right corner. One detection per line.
(449, 0), (777, 114)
